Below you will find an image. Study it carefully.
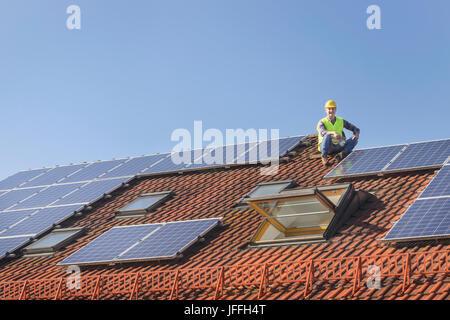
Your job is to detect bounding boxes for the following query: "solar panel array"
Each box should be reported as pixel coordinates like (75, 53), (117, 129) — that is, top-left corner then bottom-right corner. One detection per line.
(58, 218), (221, 265)
(383, 197), (450, 241)
(386, 140), (450, 171)
(0, 136), (305, 258)
(325, 139), (450, 178)
(0, 160), (136, 258)
(383, 163), (450, 241)
(143, 136), (306, 174)
(0, 205), (82, 238)
(0, 236), (33, 259)
(418, 164), (450, 199)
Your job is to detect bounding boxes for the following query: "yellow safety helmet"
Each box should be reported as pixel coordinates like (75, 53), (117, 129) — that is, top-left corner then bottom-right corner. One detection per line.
(324, 100), (337, 109)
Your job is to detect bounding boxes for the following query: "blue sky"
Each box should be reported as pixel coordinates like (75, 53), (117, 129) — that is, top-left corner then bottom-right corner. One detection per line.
(0, 0), (449, 179)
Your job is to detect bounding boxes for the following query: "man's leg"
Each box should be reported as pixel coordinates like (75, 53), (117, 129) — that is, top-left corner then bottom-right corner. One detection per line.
(320, 134), (333, 166)
(342, 138), (358, 155)
(320, 134), (333, 158)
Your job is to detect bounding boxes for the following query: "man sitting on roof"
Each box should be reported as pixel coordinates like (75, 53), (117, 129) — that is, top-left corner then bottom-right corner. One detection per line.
(316, 100), (360, 166)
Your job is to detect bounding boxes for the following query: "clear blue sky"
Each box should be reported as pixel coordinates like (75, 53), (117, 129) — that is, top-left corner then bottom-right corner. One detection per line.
(1, 0), (449, 179)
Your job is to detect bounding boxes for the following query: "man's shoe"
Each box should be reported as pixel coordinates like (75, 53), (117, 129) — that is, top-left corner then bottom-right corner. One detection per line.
(335, 152), (350, 162)
(321, 156), (329, 166)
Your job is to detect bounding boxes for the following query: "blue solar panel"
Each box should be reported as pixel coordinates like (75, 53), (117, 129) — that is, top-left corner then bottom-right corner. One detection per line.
(204, 142), (258, 166)
(21, 164), (87, 187)
(57, 224), (162, 265)
(419, 165), (450, 199)
(183, 145), (240, 169)
(0, 168), (50, 190)
(118, 218), (221, 261)
(101, 154), (169, 178)
(324, 145), (406, 178)
(0, 236), (32, 258)
(256, 136), (305, 162)
(182, 142), (259, 169)
(0, 209), (38, 232)
(0, 187), (44, 211)
(385, 139), (450, 172)
(228, 143), (253, 165)
(142, 151), (195, 174)
(53, 178), (129, 205)
(279, 135), (307, 156)
(0, 205), (82, 237)
(59, 159), (128, 183)
(184, 136), (306, 170)
(215, 144), (242, 165)
(182, 147), (217, 169)
(58, 218), (221, 265)
(10, 183), (85, 210)
(383, 197), (450, 241)
(232, 142), (259, 164)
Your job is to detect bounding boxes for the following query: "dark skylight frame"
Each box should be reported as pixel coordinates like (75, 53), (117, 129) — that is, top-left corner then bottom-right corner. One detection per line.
(115, 191), (172, 218)
(23, 227), (85, 256)
(236, 180), (295, 206)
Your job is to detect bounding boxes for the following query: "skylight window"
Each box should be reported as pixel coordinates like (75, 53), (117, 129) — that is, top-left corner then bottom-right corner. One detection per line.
(246, 184), (368, 245)
(237, 180), (295, 206)
(23, 227), (85, 256)
(116, 191), (172, 218)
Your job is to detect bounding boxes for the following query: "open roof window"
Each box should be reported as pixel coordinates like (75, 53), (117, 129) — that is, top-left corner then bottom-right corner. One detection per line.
(237, 180), (295, 206)
(246, 184), (370, 246)
(23, 227), (85, 256)
(116, 191), (172, 218)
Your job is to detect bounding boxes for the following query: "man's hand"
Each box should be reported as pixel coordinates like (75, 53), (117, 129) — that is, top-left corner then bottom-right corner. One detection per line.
(351, 133), (359, 140)
(332, 132), (341, 140)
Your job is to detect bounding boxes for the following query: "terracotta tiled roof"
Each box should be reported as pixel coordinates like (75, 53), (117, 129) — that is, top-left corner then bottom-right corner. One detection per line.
(0, 136), (448, 300)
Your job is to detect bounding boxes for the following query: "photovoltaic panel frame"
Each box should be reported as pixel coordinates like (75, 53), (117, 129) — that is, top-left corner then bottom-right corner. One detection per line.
(21, 164), (87, 187)
(0, 168), (50, 191)
(325, 139), (450, 179)
(57, 224), (164, 265)
(418, 164), (450, 199)
(59, 159), (128, 183)
(0, 209), (38, 233)
(0, 187), (45, 211)
(142, 151), (195, 174)
(117, 218), (221, 262)
(0, 205), (83, 237)
(382, 197), (450, 241)
(143, 135), (306, 174)
(324, 145), (406, 178)
(101, 153), (169, 178)
(384, 139), (450, 172)
(10, 183), (85, 210)
(0, 236), (33, 259)
(58, 218), (222, 265)
(53, 177), (130, 205)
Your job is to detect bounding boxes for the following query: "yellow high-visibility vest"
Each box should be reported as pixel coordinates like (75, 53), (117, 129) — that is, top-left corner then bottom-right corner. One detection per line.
(317, 117), (344, 151)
